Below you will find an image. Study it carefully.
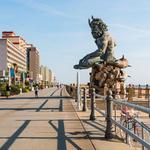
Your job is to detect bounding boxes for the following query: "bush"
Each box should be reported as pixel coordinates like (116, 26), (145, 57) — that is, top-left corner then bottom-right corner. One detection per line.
(0, 83), (6, 96)
(0, 83), (31, 96)
(22, 87), (30, 93)
(25, 80), (30, 86)
(10, 84), (20, 95)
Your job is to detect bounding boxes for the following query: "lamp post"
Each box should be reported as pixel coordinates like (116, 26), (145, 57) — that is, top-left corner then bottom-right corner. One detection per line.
(77, 72), (81, 110)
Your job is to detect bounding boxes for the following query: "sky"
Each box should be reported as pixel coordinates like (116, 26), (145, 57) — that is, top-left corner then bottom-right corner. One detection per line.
(0, 0), (150, 85)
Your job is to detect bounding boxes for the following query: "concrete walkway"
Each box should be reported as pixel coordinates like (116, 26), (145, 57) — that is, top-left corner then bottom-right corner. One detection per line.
(0, 87), (130, 150)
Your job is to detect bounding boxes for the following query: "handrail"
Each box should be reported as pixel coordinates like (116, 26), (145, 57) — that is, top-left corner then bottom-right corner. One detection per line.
(92, 92), (150, 149)
(126, 116), (150, 134)
(95, 107), (106, 117)
(141, 122), (150, 132)
(94, 92), (150, 114)
(111, 118), (150, 149)
(94, 104), (150, 149)
(112, 99), (150, 114)
(78, 86), (150, 149)
(95, 94), (106, 99)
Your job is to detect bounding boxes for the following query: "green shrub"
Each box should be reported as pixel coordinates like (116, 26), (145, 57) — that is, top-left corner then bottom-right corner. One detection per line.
(0, 83), (6, 96)
(18, 83), (23, 89)
(22, 87), (29, 93)
(10, 84), (20, 95)
(25, 80), (30, 86)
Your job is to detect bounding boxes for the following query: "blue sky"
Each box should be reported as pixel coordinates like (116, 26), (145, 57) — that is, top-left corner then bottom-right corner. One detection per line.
(0, 0), (150, 85)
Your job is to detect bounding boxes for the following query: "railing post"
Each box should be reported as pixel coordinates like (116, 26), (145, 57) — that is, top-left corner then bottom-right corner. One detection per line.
(127, 84), (133, 102)
(146, 85), (150, 118)
(132, 84), (136, 97)
(126, 121), (130, 144)
(114, 104), (117, 133)
(82, 87), (87, 111)
(75, 87), (77, 102)
(138, 84), (142, 98)
(141, 127), (145, 150)
(90, 88), (96, 120)
(149, 95), (150, 118)
(145, 84), (149, 99)
(105, 90), (113, 139)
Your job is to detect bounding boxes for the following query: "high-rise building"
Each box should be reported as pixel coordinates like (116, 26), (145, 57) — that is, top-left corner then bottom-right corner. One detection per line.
(0, 31), (27, 81)
(48, 69), (52, 84)
(27, 44), (40, 82)
(44, 66), (49, 83)
(40, 65), (44, 81)
(39, 65), (52, 86)
(2, 31), (27, 53)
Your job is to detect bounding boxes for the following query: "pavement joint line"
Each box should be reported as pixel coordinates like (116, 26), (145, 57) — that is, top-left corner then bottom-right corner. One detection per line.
(70, 100), (97, 150)
(0, 96), (72, 100)
(0, 102), (30, 122)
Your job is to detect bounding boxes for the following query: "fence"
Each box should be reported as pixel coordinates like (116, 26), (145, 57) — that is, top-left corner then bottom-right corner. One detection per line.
(94, 89), (150, 149)
(66, 84), (150, 108)
(66, 85), (150, 150)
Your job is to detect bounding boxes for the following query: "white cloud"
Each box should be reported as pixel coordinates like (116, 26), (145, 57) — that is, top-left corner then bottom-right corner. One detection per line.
(111, 23), (150, 39)
(10, 0), (70, 18)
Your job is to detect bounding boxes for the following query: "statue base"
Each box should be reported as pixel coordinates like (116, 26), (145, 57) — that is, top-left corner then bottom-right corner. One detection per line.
(90, 62), (127, 97)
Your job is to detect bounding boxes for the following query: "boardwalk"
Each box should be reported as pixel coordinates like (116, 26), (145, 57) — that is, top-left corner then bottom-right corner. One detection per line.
(0, 87), (130, 150)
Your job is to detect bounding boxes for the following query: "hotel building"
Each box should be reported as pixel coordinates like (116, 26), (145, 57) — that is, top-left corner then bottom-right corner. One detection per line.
(0, 31), (27, 81)
(27, 44), (40, 82)
(40, 65), (52, 86)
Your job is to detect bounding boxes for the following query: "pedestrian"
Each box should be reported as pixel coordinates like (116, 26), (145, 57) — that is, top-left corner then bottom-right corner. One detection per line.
(6, 83), (10, 98)
(35, 85), (38, 97)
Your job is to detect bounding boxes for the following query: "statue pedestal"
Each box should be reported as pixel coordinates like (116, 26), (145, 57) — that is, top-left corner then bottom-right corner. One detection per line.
(90, 63), (127, 98)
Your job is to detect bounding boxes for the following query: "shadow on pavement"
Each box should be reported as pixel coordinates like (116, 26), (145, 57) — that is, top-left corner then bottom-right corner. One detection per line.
(49, 120), (83, 150)
(0, 120), (30, 150)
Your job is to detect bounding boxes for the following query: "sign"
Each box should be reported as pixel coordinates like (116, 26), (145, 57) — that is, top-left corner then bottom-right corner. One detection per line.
(10, 68), (15, 78)
(21, 72), (26, 81)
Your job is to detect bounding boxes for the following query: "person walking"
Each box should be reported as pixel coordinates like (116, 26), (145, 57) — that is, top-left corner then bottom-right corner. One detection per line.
(35, 85), (38, 97)
(6, 83), (10, 98)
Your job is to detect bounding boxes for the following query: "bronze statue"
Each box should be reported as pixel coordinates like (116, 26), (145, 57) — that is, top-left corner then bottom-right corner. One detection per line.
(74, 17), (116, 69)
(74, 16), (130, 97)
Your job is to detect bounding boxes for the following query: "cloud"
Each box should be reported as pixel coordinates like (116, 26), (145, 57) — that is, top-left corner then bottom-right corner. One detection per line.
(111, 23), (150, 39)
(10, 0), (70, 18)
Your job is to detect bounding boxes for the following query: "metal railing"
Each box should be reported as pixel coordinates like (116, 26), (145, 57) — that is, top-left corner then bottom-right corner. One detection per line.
(78, 88), (150, 150)
(66, 84), (150, 149)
